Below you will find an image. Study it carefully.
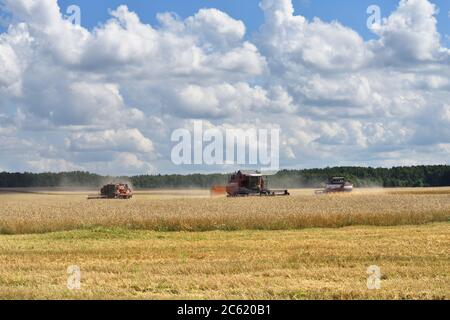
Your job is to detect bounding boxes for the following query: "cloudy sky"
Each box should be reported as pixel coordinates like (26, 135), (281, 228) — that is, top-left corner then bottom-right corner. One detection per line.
(0, 0), (449, 175)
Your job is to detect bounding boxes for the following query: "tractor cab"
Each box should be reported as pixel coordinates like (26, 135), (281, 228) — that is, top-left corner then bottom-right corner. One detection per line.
(241, 172), (264, 191)
(226, 171), (263, 196)
(98, 183), (133, 199)
(329, 177), (345, 185)
(225, 171), (288, 197)
(322, 177), (353, 193)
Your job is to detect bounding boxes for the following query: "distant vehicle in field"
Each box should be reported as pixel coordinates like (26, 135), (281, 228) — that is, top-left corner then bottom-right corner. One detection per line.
(316, 177), (353, 194)
(211, 170), (289, 197)
(88, 183), (133, 199)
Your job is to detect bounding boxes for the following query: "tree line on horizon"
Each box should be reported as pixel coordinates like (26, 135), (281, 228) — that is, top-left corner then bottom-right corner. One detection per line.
(1, 165), (450, 189)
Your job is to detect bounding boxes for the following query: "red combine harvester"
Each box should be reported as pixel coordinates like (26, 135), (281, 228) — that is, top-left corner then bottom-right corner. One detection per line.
(88, 183), (133, 199)
(315, 177), (353, 194)
(212, 171), (289, 197)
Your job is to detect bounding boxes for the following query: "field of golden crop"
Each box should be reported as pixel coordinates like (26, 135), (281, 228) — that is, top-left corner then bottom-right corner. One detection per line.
(0, 223), (448, 299)
(0, 188), (449, 300)
(0, 188), (449, 234)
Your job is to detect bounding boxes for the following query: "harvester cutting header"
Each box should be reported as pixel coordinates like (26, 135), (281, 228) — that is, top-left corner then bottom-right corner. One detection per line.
(212, 170), (290, 197)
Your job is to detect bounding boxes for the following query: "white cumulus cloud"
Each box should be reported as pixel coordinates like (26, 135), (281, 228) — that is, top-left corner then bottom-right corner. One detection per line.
(0, 0), (449, 173)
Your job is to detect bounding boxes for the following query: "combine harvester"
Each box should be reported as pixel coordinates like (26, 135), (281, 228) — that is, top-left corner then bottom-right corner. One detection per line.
(211, 170), (290, 197)
(88, 183), (133, 200)
(315, 177), (353, 194)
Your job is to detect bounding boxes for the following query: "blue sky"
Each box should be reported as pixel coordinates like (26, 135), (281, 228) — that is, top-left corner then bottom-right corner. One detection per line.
(55, 0), (449, 43)
(1, 0), (450, 174)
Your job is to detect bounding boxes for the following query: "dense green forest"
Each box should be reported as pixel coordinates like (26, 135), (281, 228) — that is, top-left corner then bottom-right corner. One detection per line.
(1, 165), (450, 189)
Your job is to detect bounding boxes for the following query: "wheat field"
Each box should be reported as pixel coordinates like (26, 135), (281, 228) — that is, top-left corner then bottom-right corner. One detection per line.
(0, 188), (449, 299)
(0, 188), (449, 234)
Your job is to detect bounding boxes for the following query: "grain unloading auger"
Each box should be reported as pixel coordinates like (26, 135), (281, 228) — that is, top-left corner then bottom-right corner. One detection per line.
(88, 183), (133, 200)
(211, 170), (290, 197)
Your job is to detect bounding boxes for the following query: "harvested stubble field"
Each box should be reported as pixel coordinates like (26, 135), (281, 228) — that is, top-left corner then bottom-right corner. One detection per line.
(0, 224), (449, 299)
(0, 188), (449, 299)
